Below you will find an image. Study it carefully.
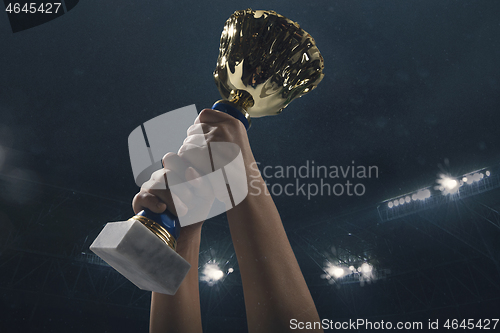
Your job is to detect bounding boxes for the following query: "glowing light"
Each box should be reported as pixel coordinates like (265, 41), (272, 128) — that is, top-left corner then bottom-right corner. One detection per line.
(472, 173), (481, 182)
(332, 267), (345, 278)
(436, 174), (459, 195)
(358, 263), (374, 286)
(462, 172), (486, 184)
(200, 263), (224, 286)
(415, 189), (431, 200)
(360, 263), (372, 274)
(405, 196), (411, 203)
(412, 193), (418, 201)
(388, 201), (393, 208)
(399, 198), (405, 205)
(228, 267), (234, 273)
(324, 262), (345, 279)
(393, 200), (399, 207)
(444, 179), (457, 189)
(486, 171), (491, 177)
(321, 255), (382, 286)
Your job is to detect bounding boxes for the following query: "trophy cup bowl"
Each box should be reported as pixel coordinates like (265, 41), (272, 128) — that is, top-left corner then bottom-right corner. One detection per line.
(90, 8), (324, 295)
(212, 9), (325, 128)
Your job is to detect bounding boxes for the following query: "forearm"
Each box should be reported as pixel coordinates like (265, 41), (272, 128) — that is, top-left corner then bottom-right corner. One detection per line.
(149, 225), (203, 333)
(227, 175), (322, 333)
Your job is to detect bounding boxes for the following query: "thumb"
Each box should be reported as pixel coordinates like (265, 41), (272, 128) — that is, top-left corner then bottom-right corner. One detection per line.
(185, 166), (203, 188)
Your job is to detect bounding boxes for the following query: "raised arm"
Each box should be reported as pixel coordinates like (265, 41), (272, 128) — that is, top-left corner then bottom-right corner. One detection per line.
(150, 222), (203, 333)
(132, 153), (214, 333)
(180, 109), (323, 333)
(226, 173), (323, 332)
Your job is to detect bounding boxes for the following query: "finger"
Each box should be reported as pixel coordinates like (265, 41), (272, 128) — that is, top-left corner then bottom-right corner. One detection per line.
(183, 133), (207, 147)
(162, 152), (191, 177)
(185, 166), (214, 198)
(178, 142), (209, 157)
(132, 191), (168, 215)
(149, 188), (188, 217)
(141, 169), (169, 191)
(178, 145), (214, 175)
(187, 123), (213, 136)
(149, 168), (194, 206)
(185, 166), (202, 187)
(140, 167), (193, 217)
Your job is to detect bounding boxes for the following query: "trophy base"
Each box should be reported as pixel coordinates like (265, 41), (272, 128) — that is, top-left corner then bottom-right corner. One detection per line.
(90, 219), (191, 295)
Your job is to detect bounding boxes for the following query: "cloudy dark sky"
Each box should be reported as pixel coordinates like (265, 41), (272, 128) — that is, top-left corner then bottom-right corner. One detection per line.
(1, 1), (499, 331)
(1, 1), (499, 227)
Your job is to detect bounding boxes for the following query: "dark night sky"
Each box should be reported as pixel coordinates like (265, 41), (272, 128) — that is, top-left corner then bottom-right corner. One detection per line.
(1, 1), (499, 223)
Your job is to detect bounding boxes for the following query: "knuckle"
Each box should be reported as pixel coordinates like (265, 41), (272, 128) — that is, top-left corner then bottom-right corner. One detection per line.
(141, 180), (152, 191)
(162, 152), (177, 166)
(134, 191), (148, 205)
(187, 123), (211, 136)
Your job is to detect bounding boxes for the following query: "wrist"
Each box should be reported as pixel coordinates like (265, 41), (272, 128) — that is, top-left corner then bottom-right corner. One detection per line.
(176, 222), (203, 254)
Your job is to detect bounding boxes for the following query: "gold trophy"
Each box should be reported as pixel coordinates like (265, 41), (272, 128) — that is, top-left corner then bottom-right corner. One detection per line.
(90, 9), (324, 295)
(212, 9), (324, 129)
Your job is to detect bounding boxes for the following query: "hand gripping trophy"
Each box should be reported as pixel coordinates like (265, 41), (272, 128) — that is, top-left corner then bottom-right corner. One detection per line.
(90, 9), (324, 295)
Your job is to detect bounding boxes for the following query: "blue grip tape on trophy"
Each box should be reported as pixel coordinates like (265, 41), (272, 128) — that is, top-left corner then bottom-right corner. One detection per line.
(138, 208), (180, 240)
(212, 101), (250, 130)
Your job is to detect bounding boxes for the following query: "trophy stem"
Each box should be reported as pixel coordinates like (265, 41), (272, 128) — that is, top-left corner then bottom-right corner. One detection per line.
(212, 98), (252, 130)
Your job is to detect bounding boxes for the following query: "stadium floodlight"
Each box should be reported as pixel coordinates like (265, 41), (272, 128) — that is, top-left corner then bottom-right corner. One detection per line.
(462, 172), (485, 185)
(360, 262), (372, 274)
(415, 189), (431, 200)
(322, 262), (370, 282)
(200, 263), (224, 286)
(331, 267), (345, 278)
(323, 262), (345, 279)
(436, 174), (459, 195)
(378, 164), (500, 223)
(443, 178), (457, 189)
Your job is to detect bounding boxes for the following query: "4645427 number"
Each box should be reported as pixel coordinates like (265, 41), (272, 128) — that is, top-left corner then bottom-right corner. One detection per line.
(5, 3), (62, 14)
(444, 319), (499, 330)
